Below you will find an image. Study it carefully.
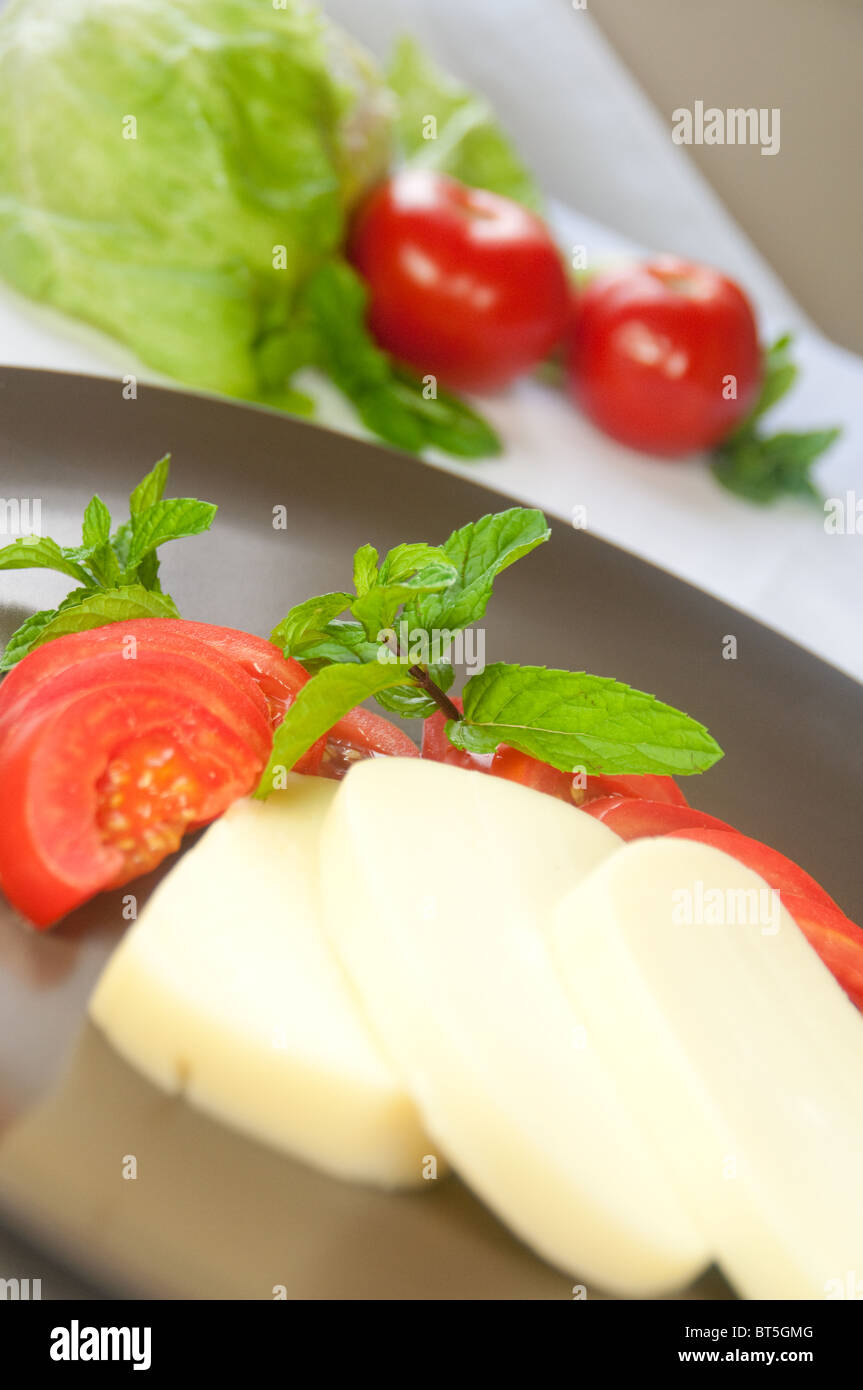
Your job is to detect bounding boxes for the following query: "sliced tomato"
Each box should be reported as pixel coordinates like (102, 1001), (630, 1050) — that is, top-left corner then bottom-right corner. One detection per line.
(581, 795), (733, 840)
(0, 620), (325, 774)
(0, 676), (265, 928)
(583, 773), (688, 807)
(489, 745), (573, 800)
(777, 893), (863, 1012)
(0, 641), (272, 765)
(318, 704), (420, 779)
(664, 828), (840, 914)
(421, 702), (492, 772)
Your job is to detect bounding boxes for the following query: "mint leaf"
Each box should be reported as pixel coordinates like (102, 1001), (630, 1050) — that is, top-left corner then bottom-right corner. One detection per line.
(292, 620), (382, 671)
(352, 545), (379, 598)
(410, 508), (550, 632)
(378, 543), (448, 585)
(125, 498), (217, 570)
(712, 429), (839, 505)
(710, 335), (840, 505)
(0, 608), (58, 670)
(351, 560), (458, 641)
(82, 496), (111, 550)
(447, 663), (724, 776)
(388, 37), (543, 213)
(374, 662), (455, 720)
(129, 455), (171, 516)
(748, 334), (796, 424)
(294, 262), (501, 460)
(255, 659), (415, 795)
(0, 536), (92, 583)
(270, 592), (353, 654)
(0, 585), (180, 669)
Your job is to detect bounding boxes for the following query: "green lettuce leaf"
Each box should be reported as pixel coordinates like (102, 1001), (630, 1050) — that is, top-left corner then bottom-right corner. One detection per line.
(388, 36), (543, 212)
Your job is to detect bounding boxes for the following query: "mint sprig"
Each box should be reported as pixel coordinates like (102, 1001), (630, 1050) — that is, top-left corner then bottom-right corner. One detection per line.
(447, 663), (723, 776)
(272, 508), (548, 718)
(0, 456), (215, 669)
(711, 335), (840, 504)
(262, 506), (724, 787)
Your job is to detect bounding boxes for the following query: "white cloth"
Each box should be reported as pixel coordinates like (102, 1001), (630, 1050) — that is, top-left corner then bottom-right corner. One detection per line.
(1, 0), (860, 680)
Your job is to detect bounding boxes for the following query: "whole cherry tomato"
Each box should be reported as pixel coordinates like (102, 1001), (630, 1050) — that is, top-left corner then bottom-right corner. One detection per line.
(348, 170), (569, 392)
(567, 256), (762, 454)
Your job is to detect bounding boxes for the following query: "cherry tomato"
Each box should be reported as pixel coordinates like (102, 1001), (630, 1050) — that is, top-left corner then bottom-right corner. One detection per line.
(348, 170), (569, 392)
(567, 256), (762, 454)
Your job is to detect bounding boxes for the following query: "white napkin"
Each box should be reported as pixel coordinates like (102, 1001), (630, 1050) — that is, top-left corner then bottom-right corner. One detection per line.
(0, 0), (860, 680)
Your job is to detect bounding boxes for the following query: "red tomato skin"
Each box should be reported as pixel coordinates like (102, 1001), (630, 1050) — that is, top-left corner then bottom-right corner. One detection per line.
(0, 620), (324, 772)
(0, 685), (262, 928)
(348, 170), (569, 392)
(567, 256), (762, 455)
(582, 796), (733, 840)
(421, 701), (492, 772)
(330, 704), (420, 761)
(0, 631), (272, 763)
(776, 893), (863, 1012)
(584, 773), (688, 807)
(664, 827), (840, 914)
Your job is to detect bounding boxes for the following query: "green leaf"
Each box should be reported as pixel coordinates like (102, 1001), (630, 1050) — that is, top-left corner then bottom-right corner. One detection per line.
(296, 262), (501, 460)
(374, 662), (455, 719)
(352, 545), (379, 598)
(447, 663), (724, 776)
(129, 455), (171, 516)
(255, 659), (416, 795)
(388, 36), (544, 213)
(410, 508), (550, 633)
(270, 592), (353, 654)
(711, 335), (840, 505)
(0, 585), (180, 668)
(293, 620), (382, 671)
(0, 535), (92, 583)
(0, 608), (59, 670)
(351, 560), (459, 640)
(712, 428), (839, 505)
(81, 495), (112, 550)
(378, 542), (447, 585)
(125, 498), (217, 570)
(748, 335), (796, 425)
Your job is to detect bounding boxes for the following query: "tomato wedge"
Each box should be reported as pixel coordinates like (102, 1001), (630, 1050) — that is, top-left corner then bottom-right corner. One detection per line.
(0, 662), (267, 928)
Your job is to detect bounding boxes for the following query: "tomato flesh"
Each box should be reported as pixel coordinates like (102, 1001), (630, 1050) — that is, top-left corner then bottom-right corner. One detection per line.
(0, 682), (262, 927)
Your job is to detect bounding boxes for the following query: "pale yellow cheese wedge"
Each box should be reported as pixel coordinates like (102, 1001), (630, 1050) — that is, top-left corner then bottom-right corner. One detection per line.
(551, 836), (863, 1299)
(319, 757), (710, 1295)
(89, 775), (431, 1187)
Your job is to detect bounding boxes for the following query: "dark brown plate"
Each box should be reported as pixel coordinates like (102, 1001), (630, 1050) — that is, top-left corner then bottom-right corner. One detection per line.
(0, 367), (860, 1299)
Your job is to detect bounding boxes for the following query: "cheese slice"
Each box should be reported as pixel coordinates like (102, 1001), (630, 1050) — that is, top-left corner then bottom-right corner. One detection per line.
(89, 775), (431, 1187)
(551, 836), (863, 1299)
(319, 757), (709, 1295)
